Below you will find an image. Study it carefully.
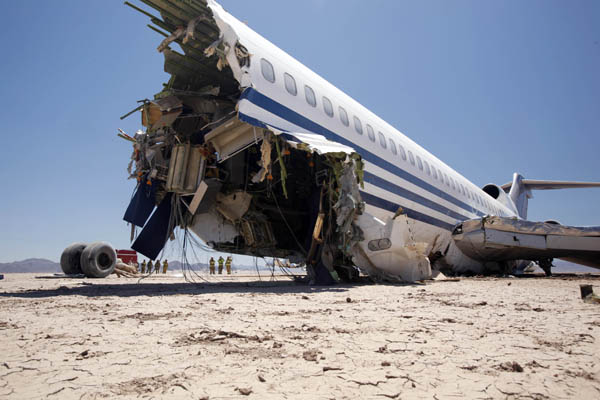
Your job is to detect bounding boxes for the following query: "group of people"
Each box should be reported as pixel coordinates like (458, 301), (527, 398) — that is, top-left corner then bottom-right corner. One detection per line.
(137, 256), (234, 275)
(139, 259), (168, 274)
(209, 256), (232, 275)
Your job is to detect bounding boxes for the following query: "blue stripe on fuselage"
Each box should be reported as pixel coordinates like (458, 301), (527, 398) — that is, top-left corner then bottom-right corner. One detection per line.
(360, 192), (455, 231)
(363, 171), (467, 221)
(239, 88), (485, 218)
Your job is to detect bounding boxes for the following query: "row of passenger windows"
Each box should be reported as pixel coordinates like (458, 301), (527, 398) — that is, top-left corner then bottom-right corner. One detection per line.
(261, 58), (503, 215)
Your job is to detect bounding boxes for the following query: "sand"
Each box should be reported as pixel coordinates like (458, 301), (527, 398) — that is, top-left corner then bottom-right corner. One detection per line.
(1, 273), (599, 399)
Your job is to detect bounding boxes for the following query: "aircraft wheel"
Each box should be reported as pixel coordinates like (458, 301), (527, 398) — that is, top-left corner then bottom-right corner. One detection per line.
(60, 242), (87, 275)
(80, 242), (116, 278)
(335, 265), (360, 282)
(539, 258), (553, 277)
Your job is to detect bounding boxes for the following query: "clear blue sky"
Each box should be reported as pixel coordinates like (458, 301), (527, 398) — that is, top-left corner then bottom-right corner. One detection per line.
(0, 0), (598, 262)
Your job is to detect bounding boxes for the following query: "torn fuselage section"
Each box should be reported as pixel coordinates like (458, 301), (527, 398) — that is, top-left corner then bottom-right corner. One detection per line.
(121, 0), (432, 282)
(194, 125), (362, 261)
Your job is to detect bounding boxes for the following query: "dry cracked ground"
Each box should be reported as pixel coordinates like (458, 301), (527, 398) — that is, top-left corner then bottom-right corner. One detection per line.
(1, 273), (599, 399)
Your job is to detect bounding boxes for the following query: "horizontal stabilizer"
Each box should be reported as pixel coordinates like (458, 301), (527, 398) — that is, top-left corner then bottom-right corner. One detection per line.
(501, 179), (600, 191)
(502, 173), (600, 219)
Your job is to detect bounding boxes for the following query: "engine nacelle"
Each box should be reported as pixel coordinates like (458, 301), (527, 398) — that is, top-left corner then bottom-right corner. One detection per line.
(482, 184), (518, 214)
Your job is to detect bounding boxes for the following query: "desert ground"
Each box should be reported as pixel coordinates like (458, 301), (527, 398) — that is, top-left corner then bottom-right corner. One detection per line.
(1, 272), (599, 399)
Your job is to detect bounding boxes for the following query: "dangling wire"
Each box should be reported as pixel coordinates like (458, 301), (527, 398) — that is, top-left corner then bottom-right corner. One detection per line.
(269, 187), (307, 256)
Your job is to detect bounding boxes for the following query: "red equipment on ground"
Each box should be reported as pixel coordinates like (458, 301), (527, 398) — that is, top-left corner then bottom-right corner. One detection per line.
(116, 249), (138, 265)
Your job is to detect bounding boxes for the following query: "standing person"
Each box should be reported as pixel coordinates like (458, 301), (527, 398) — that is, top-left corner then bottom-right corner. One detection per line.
(209, 257), (215, 275)
(141, 260), (146, 274)
(162, 259), (168, 274)
(218, 256), (224, 274)
(225, 256), (232, 275)
(147, 260), (153, 274)
(154, 259), (161, 274)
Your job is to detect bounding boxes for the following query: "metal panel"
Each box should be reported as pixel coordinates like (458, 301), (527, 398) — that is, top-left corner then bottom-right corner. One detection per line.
(547, 235), (600, 251)
(166, 144), (190, 192)
(485, 230), (547, 250)
(204, 117), (263, 162)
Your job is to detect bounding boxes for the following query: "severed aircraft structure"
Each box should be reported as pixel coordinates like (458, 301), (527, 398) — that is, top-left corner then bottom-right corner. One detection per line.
(94, 0), (600, 282)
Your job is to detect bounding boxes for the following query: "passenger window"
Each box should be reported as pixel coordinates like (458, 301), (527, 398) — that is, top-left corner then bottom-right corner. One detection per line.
(416, 156), (423, 170)
(444, 173), (450, 186)
(353, 116), (363, 134)
(389, 138), (397, 155)
(367, 125), (375, 142)
(284, 73), (296, 95)
(398, 144), (407, 160)
(431, 166), (437, 179)
(304, 85), (316, 107)
(408, 150), (415, 166)
(339, 107), (349, 126)
(423, 160), (431, 175)
(378, 132), (386, 148)
(322, 96), (333, 117)
(261, 58), (275, 83)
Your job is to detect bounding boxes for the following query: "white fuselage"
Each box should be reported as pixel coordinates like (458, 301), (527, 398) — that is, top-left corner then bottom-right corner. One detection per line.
(208, 1), (516, 270)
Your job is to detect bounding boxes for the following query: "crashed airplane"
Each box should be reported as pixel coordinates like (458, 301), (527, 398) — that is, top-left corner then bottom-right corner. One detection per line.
(113, 0), (600, 282)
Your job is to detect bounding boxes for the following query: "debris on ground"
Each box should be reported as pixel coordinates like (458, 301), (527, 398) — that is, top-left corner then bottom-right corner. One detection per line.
(580, 284), (600, 304)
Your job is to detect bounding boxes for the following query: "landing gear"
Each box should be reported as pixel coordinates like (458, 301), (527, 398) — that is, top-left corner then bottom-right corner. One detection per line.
(538, 258), (553, 277)
(334, 265), (360, 282)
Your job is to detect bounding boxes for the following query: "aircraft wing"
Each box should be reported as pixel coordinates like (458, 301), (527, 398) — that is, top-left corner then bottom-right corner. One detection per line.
(452, 216), (600, 269)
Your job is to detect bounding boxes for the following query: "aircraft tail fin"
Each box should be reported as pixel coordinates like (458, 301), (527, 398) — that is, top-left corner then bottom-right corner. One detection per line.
(501, 173), (600, 219)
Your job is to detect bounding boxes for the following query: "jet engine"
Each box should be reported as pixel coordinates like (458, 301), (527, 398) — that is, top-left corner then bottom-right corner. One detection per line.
(482, 184), (518, 214)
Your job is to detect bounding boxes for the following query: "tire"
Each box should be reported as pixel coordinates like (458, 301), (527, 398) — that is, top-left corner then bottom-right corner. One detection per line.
(80, 242), (117, 278)
(60, 243), (87, 275)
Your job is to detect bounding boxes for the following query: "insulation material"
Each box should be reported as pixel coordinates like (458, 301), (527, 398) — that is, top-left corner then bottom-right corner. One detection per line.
(183, 15), (206, 44)
(141, 96), (183, 130)
(215, 190), (252, 222)
(207, 0), (252, 86)
(189, 209), (238, 244)
(123, 180), (158, 228)
(281, 131), (355, 155)
(333, 160), (364, 251)
(131, 193), (173, 260)
(204, 37), (229, 71)
(157, 26), (185, 53)
(252, 132), (272, 183)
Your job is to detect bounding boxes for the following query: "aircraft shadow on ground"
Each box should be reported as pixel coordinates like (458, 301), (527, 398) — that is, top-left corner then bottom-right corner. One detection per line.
(0, 280), (381, 299)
